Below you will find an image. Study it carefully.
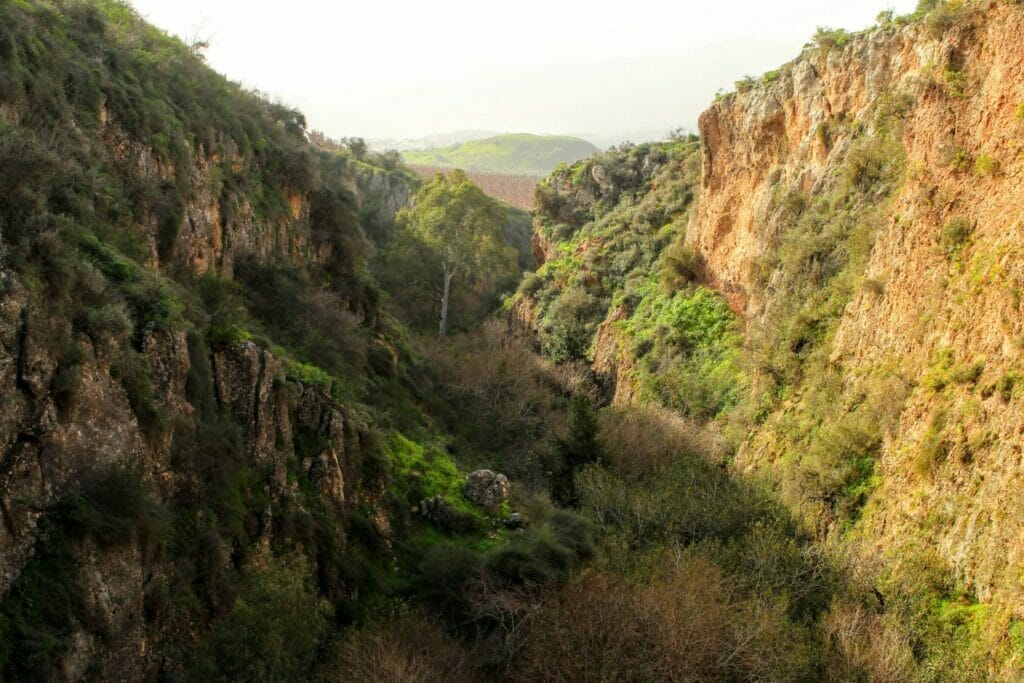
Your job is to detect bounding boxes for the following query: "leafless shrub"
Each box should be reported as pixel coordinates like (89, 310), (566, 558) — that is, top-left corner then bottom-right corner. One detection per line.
(512, 556), (814, 681)
(820, 602), (916, 682)
(599, 403), (729, 479)
(319, 610), (479, 683)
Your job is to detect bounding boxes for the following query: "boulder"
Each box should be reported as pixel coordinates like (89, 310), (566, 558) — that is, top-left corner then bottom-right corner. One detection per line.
(463, 469), (510, 510)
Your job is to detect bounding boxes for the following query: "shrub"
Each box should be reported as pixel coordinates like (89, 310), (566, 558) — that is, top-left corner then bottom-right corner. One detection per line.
(540, 284), (603, 363)
(949, 360), (984, 385)
(0, 524), (82, 679)
(83, 302), (133, 342)
(660, 240), (702, 290)
(598, 403), (726, 480)
(549, 393), (605, 505)
(320, 610), (477, 682)
(735, 75), (758, 93)
(50, 342), (85, 414)
(417, 543), (485, 619)
(577, 455), (777, 557)
(942, 145), (970, 171)
(819, 602), (917, 680)
(997, 373), (1019, 401)
(940, 217), (972, 255)
(974, 154), (1000, 176)
(194, 556), (330, 681)
(512, 558), (815, 681)
(914, 409), (950, 478)
(813, 27), (853, 52)
(943, 67), (966, 98)
(923, 0), (967, 38)
(112, 350), (166, 439)
(61, 465), (166, 550)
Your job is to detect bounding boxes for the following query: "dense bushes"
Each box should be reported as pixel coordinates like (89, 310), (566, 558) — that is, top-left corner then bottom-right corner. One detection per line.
(414, 510), (595, 628)
(422, 320), (584, 488)
(192, 556), (331, 681)
(518, 139), (702, 368)
(940, 216), (972, 255)
(624, 279), (744, 419)
(512, 558), (816, 682)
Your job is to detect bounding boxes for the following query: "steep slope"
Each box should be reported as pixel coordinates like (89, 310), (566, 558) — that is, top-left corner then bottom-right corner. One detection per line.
(0, 2), (563, 679)
(510, 1), (1024, 675)
(692, 1), (1024, 616)
(403, 133), (599, 175)
(0, 1), (395, 676)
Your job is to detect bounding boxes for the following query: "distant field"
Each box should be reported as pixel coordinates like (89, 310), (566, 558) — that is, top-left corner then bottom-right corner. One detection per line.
(403, 133), (597, 176)
(410, 166), (540, 211)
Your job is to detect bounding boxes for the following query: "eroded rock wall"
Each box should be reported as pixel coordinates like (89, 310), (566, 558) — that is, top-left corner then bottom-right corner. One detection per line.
(692, 2), (1024, 609)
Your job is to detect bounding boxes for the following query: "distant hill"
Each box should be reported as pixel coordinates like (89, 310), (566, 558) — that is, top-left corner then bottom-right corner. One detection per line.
(403, 133), (598, 176)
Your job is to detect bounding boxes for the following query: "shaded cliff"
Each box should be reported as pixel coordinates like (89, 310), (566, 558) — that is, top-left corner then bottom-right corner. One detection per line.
(0, 1), (453, 678)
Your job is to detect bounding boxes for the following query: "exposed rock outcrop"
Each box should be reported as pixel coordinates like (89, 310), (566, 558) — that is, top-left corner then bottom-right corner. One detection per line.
(691, 3), (1024, 610)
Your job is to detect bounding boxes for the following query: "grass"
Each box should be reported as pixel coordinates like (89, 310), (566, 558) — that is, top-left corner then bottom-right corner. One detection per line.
(385, 433), (502, 520)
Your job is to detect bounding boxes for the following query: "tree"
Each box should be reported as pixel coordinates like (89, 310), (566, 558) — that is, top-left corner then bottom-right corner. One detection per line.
(396, 170), (515, 336)
(343, 137), (368, 160)
(551, 393), (605, 505)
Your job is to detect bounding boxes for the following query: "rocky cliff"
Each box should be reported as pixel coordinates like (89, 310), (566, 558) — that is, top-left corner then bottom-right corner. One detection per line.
(692, 1), (1024, 614)
(509, 2), (1024, 666)
(0, 2), (416, 677)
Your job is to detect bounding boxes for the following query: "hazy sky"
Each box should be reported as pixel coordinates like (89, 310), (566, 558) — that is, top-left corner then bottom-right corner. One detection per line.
(127, 0), (919, 143)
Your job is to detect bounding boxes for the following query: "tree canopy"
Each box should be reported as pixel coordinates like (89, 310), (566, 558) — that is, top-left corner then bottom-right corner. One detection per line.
(391, 170), (516, 335)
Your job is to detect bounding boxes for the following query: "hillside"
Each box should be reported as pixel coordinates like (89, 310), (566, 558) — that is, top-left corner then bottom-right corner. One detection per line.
(5, 0), (1024, 680)
(402, 133), (598, 175)
(697, 0), (1024, 625)
(0, 2), (564, 679)
(510, 1), (1024, 677)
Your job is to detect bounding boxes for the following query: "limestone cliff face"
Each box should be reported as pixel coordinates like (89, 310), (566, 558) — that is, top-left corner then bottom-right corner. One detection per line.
(692, 2), (1024, 610)
(352, 164), (417, 244)
(0, 120), (388, 680)
(0, 313), (368, 676)
(99, 111), (325, 277)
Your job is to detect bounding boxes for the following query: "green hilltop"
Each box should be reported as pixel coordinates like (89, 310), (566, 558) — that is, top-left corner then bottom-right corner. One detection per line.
(403, 133), (599, 175)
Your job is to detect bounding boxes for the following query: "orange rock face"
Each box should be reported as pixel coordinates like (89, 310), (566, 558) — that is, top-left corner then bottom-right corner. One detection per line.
(692, 3), (1024, 610)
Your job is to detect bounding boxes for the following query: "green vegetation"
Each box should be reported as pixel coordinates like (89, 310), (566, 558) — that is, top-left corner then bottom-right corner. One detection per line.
(403, 133), (599, 176)
(1, 0), (1019, 680)
(941, 217), (973, 255)
(813, 27), (854, 52)
(378, 170), (518, 336)
(974, 153), (1000, 176)
(622, 278), (744, 419)
(523, 137), (705, 368)
(920, 0), (970, 37)
(192, 557), (331, 681)
(0, 466), (165, 678)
